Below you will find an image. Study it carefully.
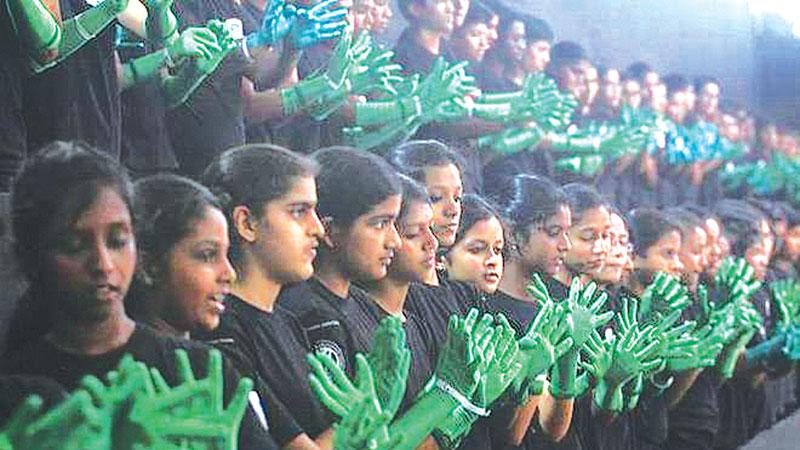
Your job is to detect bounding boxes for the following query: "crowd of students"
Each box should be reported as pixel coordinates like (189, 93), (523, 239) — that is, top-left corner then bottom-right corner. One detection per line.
(2, 0), (800, 449)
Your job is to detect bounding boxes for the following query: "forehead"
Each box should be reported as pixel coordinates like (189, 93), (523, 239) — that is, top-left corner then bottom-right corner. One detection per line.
(656, 230), (682, 248)
(275, 175), (317, 204)
(73, 187), (131, 229)
(575, 206), (611, 227)
(425, 164), (462, 188)
(609, 214), (627, 233)
(403, 201), (434, 224)
(466, 216), (504, 239)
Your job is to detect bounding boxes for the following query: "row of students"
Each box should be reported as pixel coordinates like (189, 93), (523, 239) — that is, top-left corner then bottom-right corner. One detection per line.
(3, 136), (800, 449)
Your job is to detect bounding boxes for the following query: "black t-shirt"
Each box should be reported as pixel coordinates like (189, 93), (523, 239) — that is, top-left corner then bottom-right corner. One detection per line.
(393, 28), (454, 76)
(405, 280), (475, 363)
(278, 278), (364, 375)
(23, 0), (121, 159)
(167, 0), (252, 177)
(347, 294), (434, 412)
(0, 0), (25, 191)
(1, 324), (278, 449)
(197, 295), (329, 443)
(483, 289), (539, 336)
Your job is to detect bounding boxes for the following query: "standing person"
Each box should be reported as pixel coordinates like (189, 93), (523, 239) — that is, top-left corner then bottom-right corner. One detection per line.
(393, 0), (456, 75)
(555, 184), (612, 287)
(278, 146), (402, 376)
(0, 141), (275, 449)
(478, 12), (527, 91)
(197, 143), (351, 449)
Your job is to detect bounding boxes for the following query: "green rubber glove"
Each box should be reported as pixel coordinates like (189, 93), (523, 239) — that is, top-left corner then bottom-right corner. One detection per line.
(367, 316), (412, 418)
(714, 257), (762, 307)
(347, 32), (404, 96)
(12, 0), (130, 73)
(414, 58), (480, 124)
(743, 331), (788, 372)
(639, 272), (691, 323)
(290, 0), (348, 49)
(511, 299), (574, 403)
(593, 318), (663, 413)
(281, 26), (356, 117)
(580, 330), (614, 385)
(782, 326), (800, 360)
(770, 279), (800, 329)
(716, 328), (757, 379)
(621, 373), (644, 412)
(162, 20), (239, 108)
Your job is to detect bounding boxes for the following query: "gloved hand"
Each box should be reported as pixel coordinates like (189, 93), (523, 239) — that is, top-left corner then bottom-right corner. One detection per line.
(743, 331), (788, 372)
(291, 0), (348, 49)
(166, 26), (223, 61)
(770, 279), (800, 329)
(714, 257), (762, 307)
(593, 318), (663, 413)
(347, 32), (404, 95)
(639, 272), (691, 324)
(332, 356), (400, 450)
(245, 0), (298, 49)
(367, 316), (411, 418)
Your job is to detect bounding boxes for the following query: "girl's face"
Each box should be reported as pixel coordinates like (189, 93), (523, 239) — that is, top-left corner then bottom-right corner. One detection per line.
(596, 213), (629, 285)
(391, 201), (438, 283)
(333, 194), (402, 281)
(157, 207), (235, 333)
(785, 225), (800, 262)
(249, 176), (325, 284)
(524, 39), (551, 73)
(678, 226), (708, 276)
(503, 20), (527, 63)
(564, 206), (612, 278)
(368, 0), (392, 34)
(446, 217), (504, 293)
(519, 205), (572, 276)
(636, 230), (683, 277)
(453, 0), (470, 28)
(424, 164), (463, 248)
(454, 21), (491, 62)
(47, 187), (136, 322)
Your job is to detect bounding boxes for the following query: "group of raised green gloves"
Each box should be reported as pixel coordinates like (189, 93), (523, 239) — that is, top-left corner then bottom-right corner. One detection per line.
(0, 349), (253, 450)
(722, 153), (800, 205)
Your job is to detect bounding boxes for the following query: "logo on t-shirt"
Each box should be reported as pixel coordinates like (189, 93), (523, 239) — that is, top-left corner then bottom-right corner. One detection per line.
(313, 339), (346, 369)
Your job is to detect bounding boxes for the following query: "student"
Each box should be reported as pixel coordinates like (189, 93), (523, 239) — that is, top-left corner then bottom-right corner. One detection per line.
(447, 1), (494, 65)
(488, 174), (577, 449)
(555, 183), (612, 287)
(522, 16), (554, 74)
(387, 140), (465, 256)
(197, 143), (341, 449)
(478, 12), (527, 91)
(593, 209), (632, 289)
(1, 141), (275, 449)
(278, 146), (402, 376)
(443, 194), (505, 294)
(666, 207), (709, 293)
(393, 0), (456, 74)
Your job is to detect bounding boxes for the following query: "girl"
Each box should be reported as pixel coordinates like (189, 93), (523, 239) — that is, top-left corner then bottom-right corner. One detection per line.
(556, 183), (612, 286)
(444, 194), (505, 294)
(278, 146), (402, 374)
(594, 209), (632, 289)
(1, 141), (275, 448)
(198, 143), (335, 449)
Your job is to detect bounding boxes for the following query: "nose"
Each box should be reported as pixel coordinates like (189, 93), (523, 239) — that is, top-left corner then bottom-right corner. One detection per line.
(558, 232), (572, 252)
(443, 197), (459, 219)
(220, 255), (236, 284)
(309, 210), (326, 238)
(486, 252), (501, 269)
(90, 241), (115, 276)
(672, 257), (685, 274)
(388, 223), (402, 250)
(423, 227), (439, 253)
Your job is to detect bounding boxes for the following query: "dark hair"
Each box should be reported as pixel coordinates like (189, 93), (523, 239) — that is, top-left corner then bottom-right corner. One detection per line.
(693, 75), (720, 93)
(524, 16), (553, 43)
(454, 194), (504, 246)
(397, 173), (429, 220)
(662, 73), (690, 97)
(625, 61), (654, 84)
(131, 173), (222, 291)
(386, 140), (463, 183)
(12, 141), (133, 280)
(396, 0), (429, 21)
(202, 144), (318, 269)
(502, 174), (568, 244)
(496, 12), (525, 41)
(714, 199), (768, 256)
(781, 202), (800, 227)
(314, 146), (401, 227)
(546, 41), (586, 82)
(561, 183), (606, 222)
(664, 207), (704, 238)
(747, 199), (785, 224)
(627, 208), (681, 256)
(459, 0), (495, 29)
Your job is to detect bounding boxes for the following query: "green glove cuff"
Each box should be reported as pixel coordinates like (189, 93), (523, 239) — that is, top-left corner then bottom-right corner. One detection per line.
(354, 96), (421, 127)
(6, 0), (61, 59)
(549, 348), (580, 399)
(470, 101), (512, 121)
(282, 74), (348, 117)
(744, 332), (787, 371)
(593, 380), (624, 413)
(432, 406), (478, 450)
(121, 48), (169, 90)
(478, 91), (522, 104)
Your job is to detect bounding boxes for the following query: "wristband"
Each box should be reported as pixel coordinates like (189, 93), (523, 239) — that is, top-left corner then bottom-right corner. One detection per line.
(434, 378), (490, 417)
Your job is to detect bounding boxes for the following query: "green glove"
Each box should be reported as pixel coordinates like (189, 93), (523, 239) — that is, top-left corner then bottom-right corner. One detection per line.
(743, 332), (788, 372)
(714, 257), (762, 307)
(366, 316), (412, 418)
(162, 20), (239, 108)
(716, 328), (756, 379)
(621, 373), (644, 412)
(347, 32), (404, 96)
(770, 279), (800, 329)
(12, 0), (130, 73)
(281, 26), (355, 117)
(783, 326), (800, 361)
(593, 319), (663, 413)
(639, 272), (691, 323)
(512, 300), (574, 403)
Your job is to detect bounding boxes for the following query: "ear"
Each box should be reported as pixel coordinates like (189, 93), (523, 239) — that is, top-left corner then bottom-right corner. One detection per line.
(232, 205), (258, 244)
(137, 250), (158, 287)
(320, 216), (339, 250)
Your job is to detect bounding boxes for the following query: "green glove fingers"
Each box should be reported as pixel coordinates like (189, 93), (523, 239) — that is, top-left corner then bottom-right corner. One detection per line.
(308, 352), (364, 418)
(525, 273), (552, 304)
(367, 316), (411, 418)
